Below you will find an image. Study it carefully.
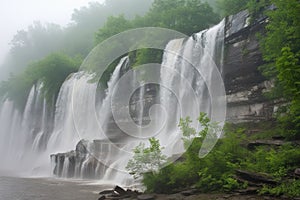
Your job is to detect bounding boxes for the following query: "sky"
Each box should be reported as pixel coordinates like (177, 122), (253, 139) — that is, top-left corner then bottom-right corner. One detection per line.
(0, 0), (105, 65)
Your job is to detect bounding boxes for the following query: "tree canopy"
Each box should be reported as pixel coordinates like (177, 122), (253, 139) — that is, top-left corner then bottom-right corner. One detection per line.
(259, 0), (300, 138)
(0, 53), (81, 109)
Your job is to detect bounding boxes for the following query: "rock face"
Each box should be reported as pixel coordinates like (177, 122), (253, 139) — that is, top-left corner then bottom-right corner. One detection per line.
(51, 139), (124, 179)
(124, 10), (280, 123)
(125, 10), (280, 124)
(224, 10), (282, 122)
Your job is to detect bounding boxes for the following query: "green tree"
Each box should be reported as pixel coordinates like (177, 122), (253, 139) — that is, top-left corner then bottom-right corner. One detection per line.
(0, 53), (81, 109)
(145, 0), (220, 35)
(30, 53), (81, 102)
(216, 0), (249, 16)
(0, 22), (64, 81)
(126, 137), (167, 179)
(259, 0), (300, 138)
(95, 15), (133, 44)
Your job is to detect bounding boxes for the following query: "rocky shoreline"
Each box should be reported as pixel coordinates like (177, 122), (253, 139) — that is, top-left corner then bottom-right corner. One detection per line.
(96, 185), (297, 200)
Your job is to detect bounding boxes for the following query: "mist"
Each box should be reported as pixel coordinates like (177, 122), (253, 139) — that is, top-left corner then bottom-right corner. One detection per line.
(0, 0), (154, 81)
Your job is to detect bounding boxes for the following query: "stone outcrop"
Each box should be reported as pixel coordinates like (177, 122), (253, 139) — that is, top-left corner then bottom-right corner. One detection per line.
(51, 139), (124, 179)
(235, 169), (277, 186)
(224, 10), (283, 123)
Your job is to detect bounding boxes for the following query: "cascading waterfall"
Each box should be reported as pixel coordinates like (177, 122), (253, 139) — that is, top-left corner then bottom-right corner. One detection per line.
(50, 57), (130, 181)
(0, 19), (225, 187)
(156, 19), (225, 156)
(99, 56), (129, 136)
(47, 72), (99, 153)
(0, 99), (22, 171)
(0, 83), (54, 174)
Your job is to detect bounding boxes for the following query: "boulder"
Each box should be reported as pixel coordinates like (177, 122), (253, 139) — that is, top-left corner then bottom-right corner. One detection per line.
(99, 190), (115, 195)
(294, 168), (300, 177)
(75, 139), (89, 154)
(114, 185), (127, 196)
(98, 196), (106, 200)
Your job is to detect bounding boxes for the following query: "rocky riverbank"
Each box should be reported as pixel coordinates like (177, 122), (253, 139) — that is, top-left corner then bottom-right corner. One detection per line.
(96, 185), (294, 200)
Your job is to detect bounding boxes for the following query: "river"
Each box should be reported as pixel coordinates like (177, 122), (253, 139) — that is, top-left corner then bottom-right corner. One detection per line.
(0, 175), (111, 200)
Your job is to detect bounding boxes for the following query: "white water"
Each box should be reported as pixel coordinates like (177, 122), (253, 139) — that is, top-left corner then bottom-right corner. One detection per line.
(155, 19), (225, 157)
(0, 20), (225, 187)
(99, 56), (129, 136)
(0, 83), (53, 174)
(0, 100), (22, 170)
(47, 72), (99, 154)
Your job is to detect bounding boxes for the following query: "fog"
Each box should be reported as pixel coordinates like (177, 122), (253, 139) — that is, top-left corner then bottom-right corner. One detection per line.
(0, 0), (153, 80)
(0, 0), (105, 65)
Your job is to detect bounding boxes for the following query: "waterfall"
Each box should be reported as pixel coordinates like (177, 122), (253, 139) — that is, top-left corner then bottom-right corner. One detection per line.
(0, 100), (22, 171)
(50, 57), (131, 183)
(99, 56), (129, 137)
(0, 82), (54, 174)
(46, 72), (99, 154)
(0, 19), (225, 186)
(155, 19), (225, 156)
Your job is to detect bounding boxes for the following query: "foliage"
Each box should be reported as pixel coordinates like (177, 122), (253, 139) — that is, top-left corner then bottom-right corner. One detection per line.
(137, 113), (248, 193)
(242, 144), (300, 181)
(258, 0), (300, 139)
(0, 22), (64, 81)
(0, 53), (80, 109)
(0, 74), (34, 109)
(126, 137), (167, 179)
(246, 0), (270, 19)
(216, 0), (249, 16)
(31, 53), (81, 102)
(131, 49), (163, 67)
(216, 0), (270, 18)
(178, 116), (197, 148)
(194, 125), (247, 192)
(260, 0), (300, 63)
(260, 180), (300, 197)
(95, 15), (133, 44)
(93, 0), (220, 84)
(134, 115), (300, 197)
(145, 0), (220, 35)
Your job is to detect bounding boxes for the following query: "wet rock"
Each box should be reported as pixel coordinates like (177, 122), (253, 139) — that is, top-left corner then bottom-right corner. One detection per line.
(247, 140), (285, 150)
(235, 169), (277, 185)
(75, 139), (89, 154)
(235, 187), (259, 194)
(97, 186), (136, 200)
(114, 185), (127, 196)
(167, 194), (184, 200)
(180, 189), (198, 196)
(98, 196), (106, 200)
(81, 155), (98, 179)
(223, 9), (281, 123)
(126, 189), (141, 196)
(99, 190), (115, 195)
(137, 194), (156, 200)
(294, 168), (300, 177)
